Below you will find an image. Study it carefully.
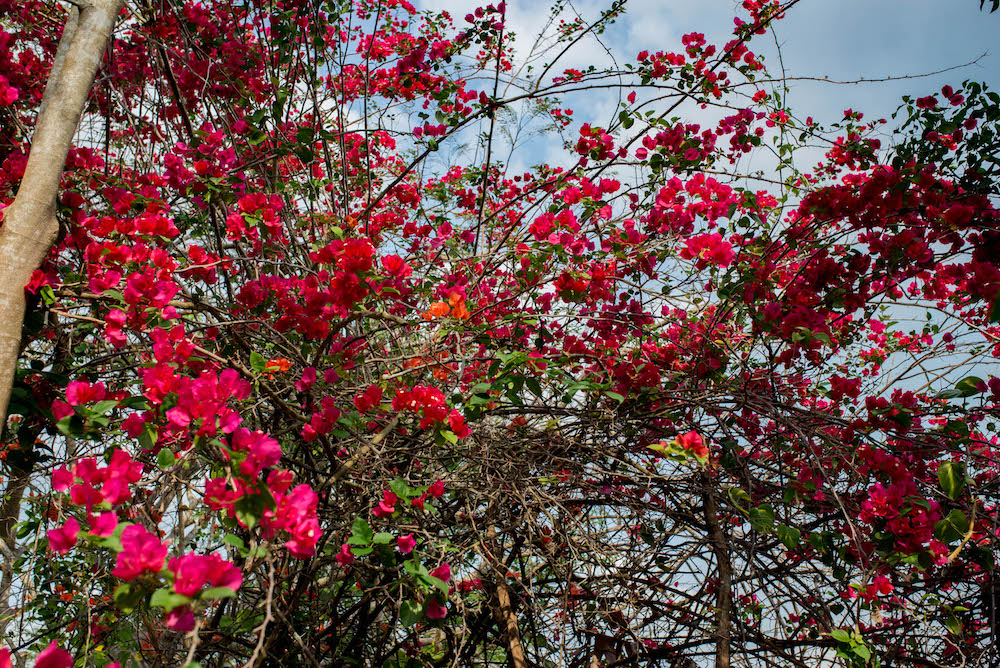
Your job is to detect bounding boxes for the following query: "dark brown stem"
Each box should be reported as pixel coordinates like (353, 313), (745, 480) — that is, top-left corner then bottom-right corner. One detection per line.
(702, 470), (732, 668)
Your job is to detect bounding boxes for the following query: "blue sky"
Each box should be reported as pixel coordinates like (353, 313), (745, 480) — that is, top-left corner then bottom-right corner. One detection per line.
(425, 0), (999, 126)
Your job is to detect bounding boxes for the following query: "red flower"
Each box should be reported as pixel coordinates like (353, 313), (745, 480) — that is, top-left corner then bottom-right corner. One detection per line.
(168, 553), (242, 597)
(112, 525), (167, 580)
(397, 534), (416, 553)
(65, 379), (106, 406)
(430, 562), (451, 582)
(48, 518), (79, 555)
(336, 543), (355, 566)
(33, 642), (72, 668)
(373, 489), (398, 517)
(676, 431), (709, 459)
(427, 479), (445, 498)
(426, 598), (448, 619)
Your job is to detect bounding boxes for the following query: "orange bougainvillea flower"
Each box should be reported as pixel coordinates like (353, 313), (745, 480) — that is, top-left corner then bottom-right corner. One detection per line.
(448, 293), (471, 320)
(423, 293), (470, 321)
(265, 357), (293, 373)
(423, 301), (450, 320)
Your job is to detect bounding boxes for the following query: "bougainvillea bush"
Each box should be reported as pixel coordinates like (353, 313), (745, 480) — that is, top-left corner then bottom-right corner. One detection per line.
(1, 0), (999, 665)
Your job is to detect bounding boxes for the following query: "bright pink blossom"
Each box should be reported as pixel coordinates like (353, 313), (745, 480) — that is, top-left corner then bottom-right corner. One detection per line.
(66, 379), (107, 406)
(33, 642), (72, 668)
(89, 511), (118, 537)
(426, 598), (448, 619)
(336, 543), (355, 566)
(373, 489), (398, 517)
(168, 553), (242, 597)
(48, 518), (80, 555)
(112, 525), (168, 580)
(430, 562), (451, 582)
(397, 534), (416, 553)
(165, 606), (195, 632)
(676, 431), (709, 459)
(427, 479), (445, 498)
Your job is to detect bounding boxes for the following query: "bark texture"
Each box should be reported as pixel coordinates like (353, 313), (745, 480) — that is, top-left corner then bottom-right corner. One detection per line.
(702, 470), (733, 668)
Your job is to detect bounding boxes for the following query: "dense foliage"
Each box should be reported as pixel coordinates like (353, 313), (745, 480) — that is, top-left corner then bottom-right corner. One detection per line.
(1, 0), (999, 666)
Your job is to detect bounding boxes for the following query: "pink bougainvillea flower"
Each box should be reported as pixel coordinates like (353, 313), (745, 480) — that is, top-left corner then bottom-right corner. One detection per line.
(168, 553), (242, 597)
(275, 484), (321, 558)
(397, 534), (416, 553)
(336, 543), (355, 566)
(425, 598), (448, 619)
(48, 517), (80, 555)
(50, 400), (73, 421)
(676, 431), (709, 459)
(372, 489), (398, 517)
(230, 428), (282, 478)
(89, 511), (118, 537)
(33, 642), (72, 668)
(427, 479), (445, 498)
(164, 606), (196, 632)
(51, 466), (74, 492)
(112, 524), (168, 580)
(678, 232), (735, 269)
(65, 379), (107, 406)
(430, 562), (451, 582)
(0, 647), (11, 668)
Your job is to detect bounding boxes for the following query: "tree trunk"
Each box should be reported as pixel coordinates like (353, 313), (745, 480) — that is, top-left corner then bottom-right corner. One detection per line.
(493, 582), (528, 668)
(0, 0), (125, 646)
(0, 0), (125, 421)
(702, 471), (733, 668)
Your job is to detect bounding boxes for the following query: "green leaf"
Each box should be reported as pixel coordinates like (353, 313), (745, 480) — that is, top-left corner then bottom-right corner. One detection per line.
(938, 462), (965, 500)
(748, 504), (775, 531)
(202, 587), (237, 600)
(157, 449), (176, 468)
(936, 509), (970, 542)
(955, 376), (984, 397)
(423, 575), (450, 596)
(389, 478), (410, 499)
(853, 643), (872, 661)
(373, 532), (394, 545)
(222, 534), (245, 551)
(728, 487), (752, 512)
(945, 613), (963, 636)
(946, 509), (970, 534)
(139, 424), (159, 451)
(830, 629), (853, 643)
(351, 517), (374, 544)
(234, 492), (273, 530)
(39, 285), (57, 306)
(114, 583), (144, 613)
(98, 522), (128, 552)
(400, 599), (423, 627)
(90, 400), (119, 416)
(296, 126), (315, 145)
(989, 293), (1000, 323)
(249, 351), (268, 373)
(404, 558), (429, 578)
(776, 524), (801, 550)
(150, 588), (191, 612)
